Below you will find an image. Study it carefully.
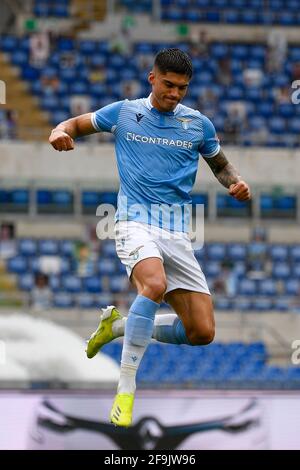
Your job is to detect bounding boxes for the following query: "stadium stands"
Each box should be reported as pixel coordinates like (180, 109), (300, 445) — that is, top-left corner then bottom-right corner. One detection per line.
(1, 31), (300, 147)
(3, 236), (300, 313)
(101, 340), (300, 389)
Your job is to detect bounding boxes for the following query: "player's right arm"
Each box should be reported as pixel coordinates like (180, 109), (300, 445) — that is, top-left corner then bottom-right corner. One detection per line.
(49, 113), (96, 151)
(49, 101), (124, 152)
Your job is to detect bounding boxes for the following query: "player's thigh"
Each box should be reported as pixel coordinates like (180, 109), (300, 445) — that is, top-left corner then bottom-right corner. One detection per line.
(131, 257), (168, 301)
(164, 288), (215, 344)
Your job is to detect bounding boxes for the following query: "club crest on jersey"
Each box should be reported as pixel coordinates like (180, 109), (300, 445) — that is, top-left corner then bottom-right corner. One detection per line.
(176, 117), (193, 130)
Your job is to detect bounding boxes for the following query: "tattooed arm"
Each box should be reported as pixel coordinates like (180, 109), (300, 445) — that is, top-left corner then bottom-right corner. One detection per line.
(203, 148), (251, 201)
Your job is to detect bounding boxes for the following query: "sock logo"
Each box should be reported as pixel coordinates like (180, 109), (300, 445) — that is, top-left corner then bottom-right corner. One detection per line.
(131, 355), (138, 363)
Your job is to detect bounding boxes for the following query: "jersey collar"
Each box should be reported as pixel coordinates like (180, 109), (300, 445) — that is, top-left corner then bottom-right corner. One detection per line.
(145, 94), (179, 115)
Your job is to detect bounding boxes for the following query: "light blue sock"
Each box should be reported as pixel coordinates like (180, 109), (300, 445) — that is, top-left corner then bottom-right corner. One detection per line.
(153, 314), (192, 345)
(118, 294), (160, 394)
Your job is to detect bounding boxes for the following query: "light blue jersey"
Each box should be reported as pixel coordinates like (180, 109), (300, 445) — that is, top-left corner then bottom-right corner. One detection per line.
(91, 95), (220, 232)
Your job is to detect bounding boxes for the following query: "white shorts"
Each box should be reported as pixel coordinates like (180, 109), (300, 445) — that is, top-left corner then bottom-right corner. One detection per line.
(114, 221), (210, 296)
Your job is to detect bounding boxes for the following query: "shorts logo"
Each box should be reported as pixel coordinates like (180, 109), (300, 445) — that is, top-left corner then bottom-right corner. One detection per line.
(129, 245), (144, 260)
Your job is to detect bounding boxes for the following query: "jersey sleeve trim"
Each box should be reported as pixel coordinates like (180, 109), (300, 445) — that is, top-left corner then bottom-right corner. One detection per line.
(201, 144), (221, 158)
(91, 112), (103, 132)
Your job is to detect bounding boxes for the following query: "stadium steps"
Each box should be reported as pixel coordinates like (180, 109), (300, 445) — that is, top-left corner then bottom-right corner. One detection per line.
(0, 52), (52, 141)
(72, 0), (107, 30)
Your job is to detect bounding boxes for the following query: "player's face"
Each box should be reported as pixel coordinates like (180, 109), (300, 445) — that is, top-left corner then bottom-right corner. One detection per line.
(148, 69), (190, 112)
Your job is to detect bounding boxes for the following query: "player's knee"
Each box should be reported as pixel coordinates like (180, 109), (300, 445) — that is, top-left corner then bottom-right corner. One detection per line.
(142, 278), (167, 303)
(188, 324), (215, 346)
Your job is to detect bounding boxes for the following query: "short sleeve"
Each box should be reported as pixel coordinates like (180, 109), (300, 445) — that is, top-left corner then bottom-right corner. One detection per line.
(91, 100), (125, 133)
(199, 115), (220, 158)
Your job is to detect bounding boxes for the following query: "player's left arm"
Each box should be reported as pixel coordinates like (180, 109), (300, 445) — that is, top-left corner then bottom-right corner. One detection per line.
(203, 148), (251, 201)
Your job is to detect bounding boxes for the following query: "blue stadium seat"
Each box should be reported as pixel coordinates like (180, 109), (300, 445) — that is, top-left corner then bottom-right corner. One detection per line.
(11, 51), (28, 66)
(231, 45), (249, 60)
(214, 297), (233, 310)
(102, 240), (117, 258)
(98, 292), (114, 307)
(269, 244), (288, 262)
(28, 256), (41, 273)
(77, 293), (96, 309)
(34, 2), (50, 17)
(53, 292), (74, 308)
(206, 243), (226, 261)
(223, 10), (240, 24)
(290, 118), (300, 134)
(110, 275), (129, 293)
(57, 38), (74, 52)
(239, 279), (257, 296)
(205, 11), (220, 22)
(18, 273), (34, 291)
(284, 279), (300, 296)
(252, 297), (273, 311)
(290, 246), (300, 262)
(185, 10), (202, 22)
(79, 40), (97, 55)
(227, 243), (246, 261)
(279, 12), (295, 26)
(273, 297), (291, 311)
(272, 262), (291, 279)
(39, 240), (59, 256)
(98, 258), (116, 275)
(19, 239), (37, 257)
(49, 275), (60, 292)
(69, 81), (88, 94)
(205, 261), (220, 277)
(62, 275), (82, 293)
(259, 279), (278, 296)
(60, 240), (74, 257)
(0, 35), (18, 52)
(7, 256), (28, 274)
(269, 117), (286, 134)
(83, 276), (102, 293)
(51, 4), (69, 17)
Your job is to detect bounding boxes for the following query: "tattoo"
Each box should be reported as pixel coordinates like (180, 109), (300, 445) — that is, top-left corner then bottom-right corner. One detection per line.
(203, 148), (241, 189)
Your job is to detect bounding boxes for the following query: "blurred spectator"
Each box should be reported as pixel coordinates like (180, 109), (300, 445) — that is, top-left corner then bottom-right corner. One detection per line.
(70, 95), (91, 117)
(121, 80), (141, 99)
(217, 57), (232, 87)
(60, 51), (77, 69)
(213, 261), (237, 297)
(29, 31), (50, 68)
(0, 110), (17, 140)
(248, 226), (268, 268)
(266, 30), (287, 73)
(197, 88), (218, 119)
(109, 16), (134, 57)
(138, 53), (155, 71)
(248, 127), (268, 146)
(0, 222), (16, 260)
(224, 102), (247, 144)
(75, 242), (96, 277)
(31, 273), (52, 311)
(41, 76), (60, 94)
(188, 29), (209, 58)
(89, 65), (106, 84)
(274, 85), (291, 105)
(243, 68), (263, 87)
(291, 62), (300, 82)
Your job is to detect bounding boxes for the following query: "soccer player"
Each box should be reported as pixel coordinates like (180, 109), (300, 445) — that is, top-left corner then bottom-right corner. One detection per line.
(49, 48), (251, 427)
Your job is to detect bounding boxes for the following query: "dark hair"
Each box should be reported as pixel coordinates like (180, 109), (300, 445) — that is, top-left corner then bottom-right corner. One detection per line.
(154, 48), (193, 79)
